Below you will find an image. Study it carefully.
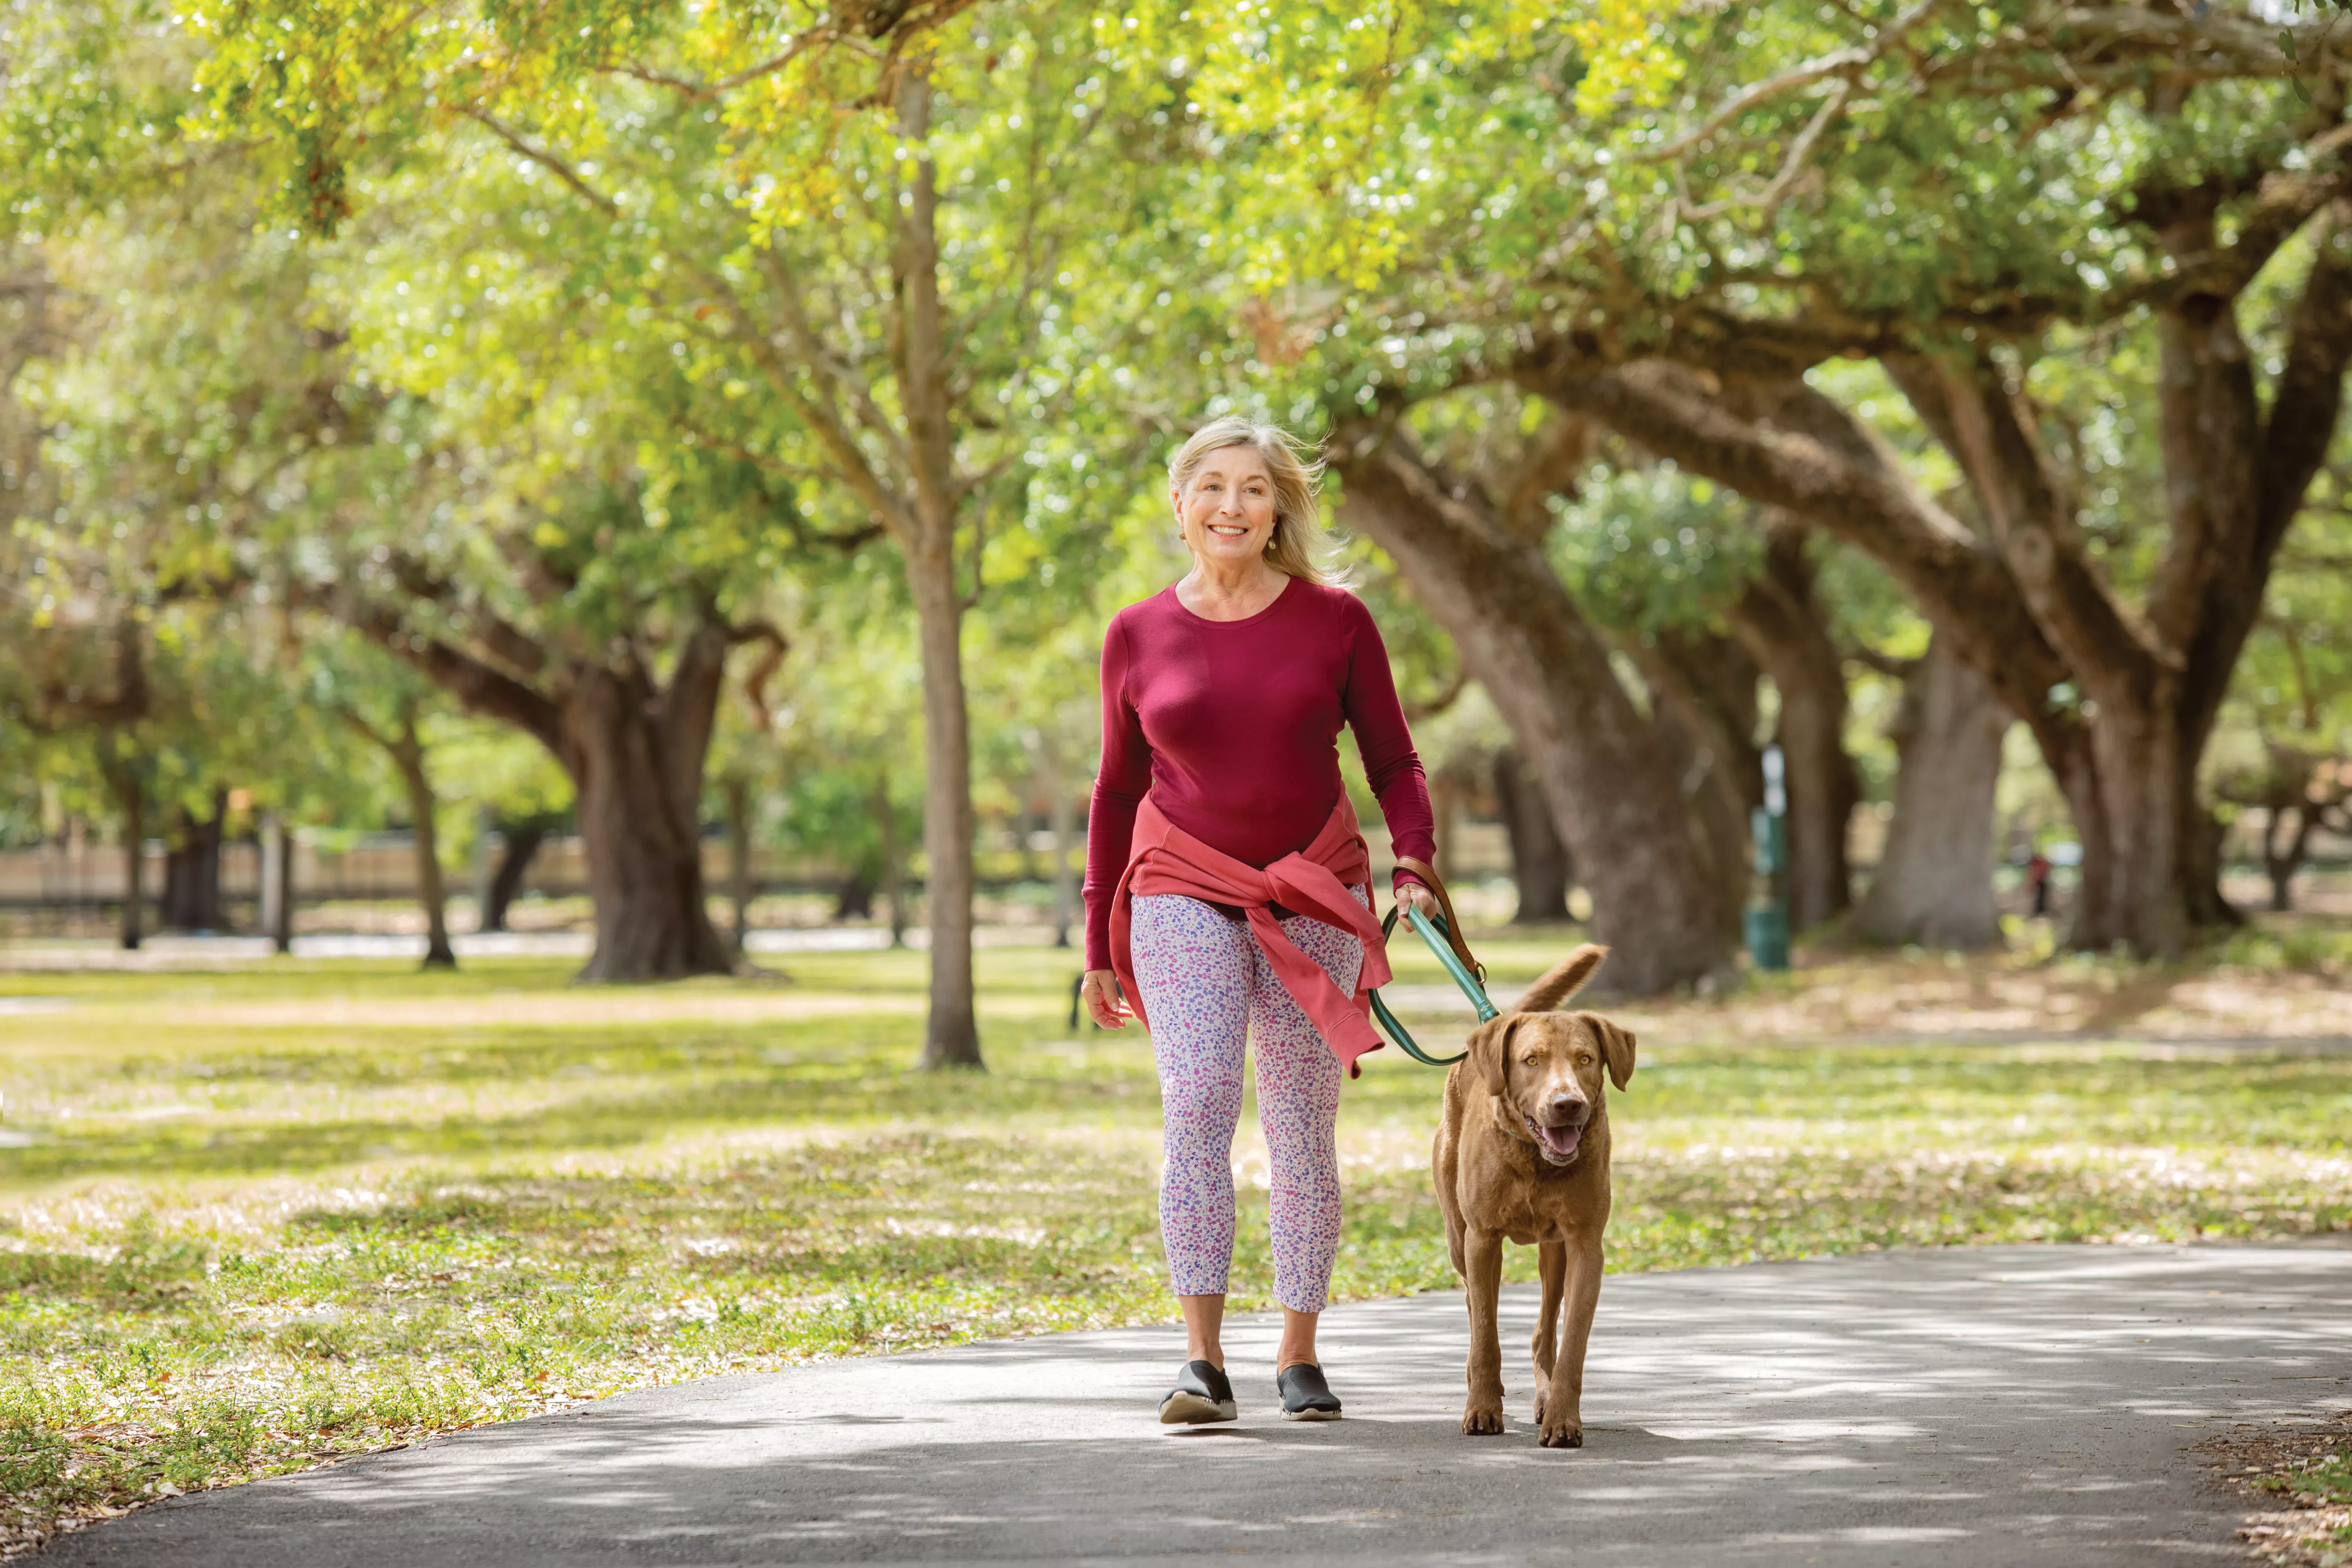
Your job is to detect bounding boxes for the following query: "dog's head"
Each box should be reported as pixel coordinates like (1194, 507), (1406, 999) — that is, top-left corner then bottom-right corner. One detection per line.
(1464, 944), (1636, 1168)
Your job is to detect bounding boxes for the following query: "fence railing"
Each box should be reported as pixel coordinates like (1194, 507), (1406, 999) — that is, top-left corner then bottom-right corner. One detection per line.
(0, 820), (1519, 910)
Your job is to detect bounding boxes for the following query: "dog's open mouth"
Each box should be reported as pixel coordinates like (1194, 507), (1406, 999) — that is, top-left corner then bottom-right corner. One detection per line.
(1525, 1116), (1584, 1164)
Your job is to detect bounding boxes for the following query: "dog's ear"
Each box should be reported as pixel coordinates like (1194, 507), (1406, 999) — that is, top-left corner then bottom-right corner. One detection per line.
(1579, 1014), (1637, 1091)
(1513, 944), (1610, 1014)
(1466, 1016), (1518, 1099)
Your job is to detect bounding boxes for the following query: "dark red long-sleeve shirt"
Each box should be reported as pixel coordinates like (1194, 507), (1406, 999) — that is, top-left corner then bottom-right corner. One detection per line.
(1083, 579), (1437, 970)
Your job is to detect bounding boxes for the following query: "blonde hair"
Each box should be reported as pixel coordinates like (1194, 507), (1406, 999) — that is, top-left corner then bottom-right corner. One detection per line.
(1167, 416), (1344, 586)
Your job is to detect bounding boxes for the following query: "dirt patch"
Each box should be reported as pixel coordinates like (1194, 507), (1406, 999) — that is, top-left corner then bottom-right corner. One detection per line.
(2200, 1412), (2352, 1566)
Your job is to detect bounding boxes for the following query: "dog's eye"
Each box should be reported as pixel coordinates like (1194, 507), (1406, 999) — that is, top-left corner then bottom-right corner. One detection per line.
(1576, 1053), (1593, 1065)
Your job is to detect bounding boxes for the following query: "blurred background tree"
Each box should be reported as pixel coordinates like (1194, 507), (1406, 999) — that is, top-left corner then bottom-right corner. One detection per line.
(0, 0), (2344, 1035)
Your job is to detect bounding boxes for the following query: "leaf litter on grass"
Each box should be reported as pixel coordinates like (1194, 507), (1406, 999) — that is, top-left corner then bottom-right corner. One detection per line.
(2205, 1413), (2352, 1567)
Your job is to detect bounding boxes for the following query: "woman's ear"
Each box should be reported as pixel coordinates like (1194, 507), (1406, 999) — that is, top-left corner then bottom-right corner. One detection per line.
(1578, 1015), (1637, 1091)
(1468, 1016), (1517, 1099)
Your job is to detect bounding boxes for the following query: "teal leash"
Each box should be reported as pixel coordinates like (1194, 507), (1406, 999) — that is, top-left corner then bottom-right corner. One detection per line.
(1367, 904), (1500, 1068)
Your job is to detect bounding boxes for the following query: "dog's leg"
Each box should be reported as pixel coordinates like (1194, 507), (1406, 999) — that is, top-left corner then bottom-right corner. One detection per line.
(1531, 1240), (1566, 1426)
(1540, 1233), (1604, 1449)
(1460, 1227), (1506, 1435)
(1432, 1078), (1467, 1277)
(1434, 1137), (1466, 1278)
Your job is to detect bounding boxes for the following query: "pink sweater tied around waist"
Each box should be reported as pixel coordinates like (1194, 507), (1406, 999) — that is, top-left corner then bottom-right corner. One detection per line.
(1109, 792), (1393, 1077)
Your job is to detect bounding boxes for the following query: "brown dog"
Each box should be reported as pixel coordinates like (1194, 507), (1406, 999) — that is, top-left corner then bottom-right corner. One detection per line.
(1430, 943), (1633, 1448)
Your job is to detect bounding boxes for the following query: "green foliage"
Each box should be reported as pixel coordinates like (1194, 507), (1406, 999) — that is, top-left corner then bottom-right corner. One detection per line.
(1549, 464), (1761, 637)
(5, 0), (2348, 950)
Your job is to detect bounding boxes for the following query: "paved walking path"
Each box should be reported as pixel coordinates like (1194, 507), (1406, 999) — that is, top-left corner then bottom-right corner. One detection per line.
(49, 1243), (2352, 1567)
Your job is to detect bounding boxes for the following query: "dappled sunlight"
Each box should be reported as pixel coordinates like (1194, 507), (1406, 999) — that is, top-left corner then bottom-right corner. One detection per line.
(41, 1246), (2352, 1567)
(3, 941), (2349, 1554)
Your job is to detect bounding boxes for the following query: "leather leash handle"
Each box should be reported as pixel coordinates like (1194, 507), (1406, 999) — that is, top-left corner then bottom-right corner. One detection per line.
(1394, 855), (1484, 982)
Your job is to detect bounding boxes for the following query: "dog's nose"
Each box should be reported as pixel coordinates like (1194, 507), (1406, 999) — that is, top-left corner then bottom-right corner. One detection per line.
(1546, 1092), (1586, 1122)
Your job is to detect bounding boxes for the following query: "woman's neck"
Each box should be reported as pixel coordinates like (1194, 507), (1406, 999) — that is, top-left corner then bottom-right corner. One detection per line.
(1177, 558), (1289, 623)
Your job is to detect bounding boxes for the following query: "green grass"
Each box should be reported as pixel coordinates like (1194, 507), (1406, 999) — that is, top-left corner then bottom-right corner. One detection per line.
(2, 937), (2350, 1552)
(2258, 1443), (2352, 1510)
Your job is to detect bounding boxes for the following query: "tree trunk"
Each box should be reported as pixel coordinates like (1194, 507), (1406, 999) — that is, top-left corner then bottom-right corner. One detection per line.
(107, 756), (143, 951)
(1493, 748), (1571, 922)
(334, 546), (750, 981)
(1729, 530), (1859, 932)
(260, 811), (295, 954)
(905, 540), (982, 1065)
(388, 717), (456, 971)
(1050, 787), (1078, 950)
(161, 791), (226, 932)
(2263, 803), (2312, 913)
(1520, 250), (2352, 961)
(1039, 732), (1079, 949)
(2053, 684), (2191, 957)
(724, 775), (754, 960)
(1430, 767), (1462, 882)
(1855, 635), (2009, 948)
(886, 68), (984, 1069)
(836, 870), (876, 922)
(875, 773), (907, 948)
(563, 637), (734, 982)
(1634, 627), (1761, 946)
(1333, 431), (1734, 996)
(1017, 799), (1042, 885)
(481, 822), (548, 933)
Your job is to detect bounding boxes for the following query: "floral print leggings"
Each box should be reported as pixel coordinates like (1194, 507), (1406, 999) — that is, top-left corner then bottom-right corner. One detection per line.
(1128, 887), (1367, 1314)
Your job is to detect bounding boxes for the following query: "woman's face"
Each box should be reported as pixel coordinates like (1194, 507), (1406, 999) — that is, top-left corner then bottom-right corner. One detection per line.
(1173, 444), (1278, 569)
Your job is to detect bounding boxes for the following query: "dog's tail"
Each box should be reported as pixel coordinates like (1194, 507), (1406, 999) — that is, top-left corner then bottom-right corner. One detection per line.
(1512, 944), (1609, 1013)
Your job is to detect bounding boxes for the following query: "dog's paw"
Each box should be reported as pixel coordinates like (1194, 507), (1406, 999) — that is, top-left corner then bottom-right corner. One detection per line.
(1532, 1384), (1548, 1425)
(1538, 1417), (1583, 1449)
(1461, 1403), (1506, 1436)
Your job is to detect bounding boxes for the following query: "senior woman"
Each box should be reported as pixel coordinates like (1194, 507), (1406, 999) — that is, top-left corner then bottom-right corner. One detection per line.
(1080, 415), (1442, 1425)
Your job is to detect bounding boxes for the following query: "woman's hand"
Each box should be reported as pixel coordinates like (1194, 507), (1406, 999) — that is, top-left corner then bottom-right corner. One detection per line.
(1081, 969), (1131, 1029)
(1395, 879), (1442, 928)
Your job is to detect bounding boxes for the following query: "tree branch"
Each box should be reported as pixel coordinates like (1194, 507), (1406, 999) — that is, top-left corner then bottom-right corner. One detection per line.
(1494, 409), (1596, 540)
(657, 622), (731, 824)
(1646, 0), (1941, 161)
(1403, 664), (1471, 723)
(381, 552), (549, 680)
(1515, 342), (2075, 729)
(2119, 126), (2352, 315)
(1842, 643), (1919, 679)
(728, 618), (789, 716)
(736, 245), (918, 541)
(1923, 354), (2169, 698)
(318, 587), (567, 759)
(461, 110), (620, 217)
(2257, 205), (2352, 558)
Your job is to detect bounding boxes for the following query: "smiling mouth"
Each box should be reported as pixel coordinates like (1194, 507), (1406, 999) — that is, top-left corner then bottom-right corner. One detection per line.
(1525, 1115), (1584, 1164)
(1206, 523), (1249, 539)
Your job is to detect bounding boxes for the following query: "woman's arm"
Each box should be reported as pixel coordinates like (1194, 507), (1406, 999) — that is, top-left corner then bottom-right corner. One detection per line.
(1081, 617), (1148, 1023)
(1340, 596), (1441, 914)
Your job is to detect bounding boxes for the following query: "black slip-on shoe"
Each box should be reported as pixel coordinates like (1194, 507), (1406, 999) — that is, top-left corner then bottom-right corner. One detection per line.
(1276, 1362), (1343, 1421)
(1158, 1359), (1237, 1425)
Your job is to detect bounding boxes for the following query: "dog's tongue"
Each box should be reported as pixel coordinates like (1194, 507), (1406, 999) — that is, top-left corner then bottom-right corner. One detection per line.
(1534, 1120), (1582, 1157)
